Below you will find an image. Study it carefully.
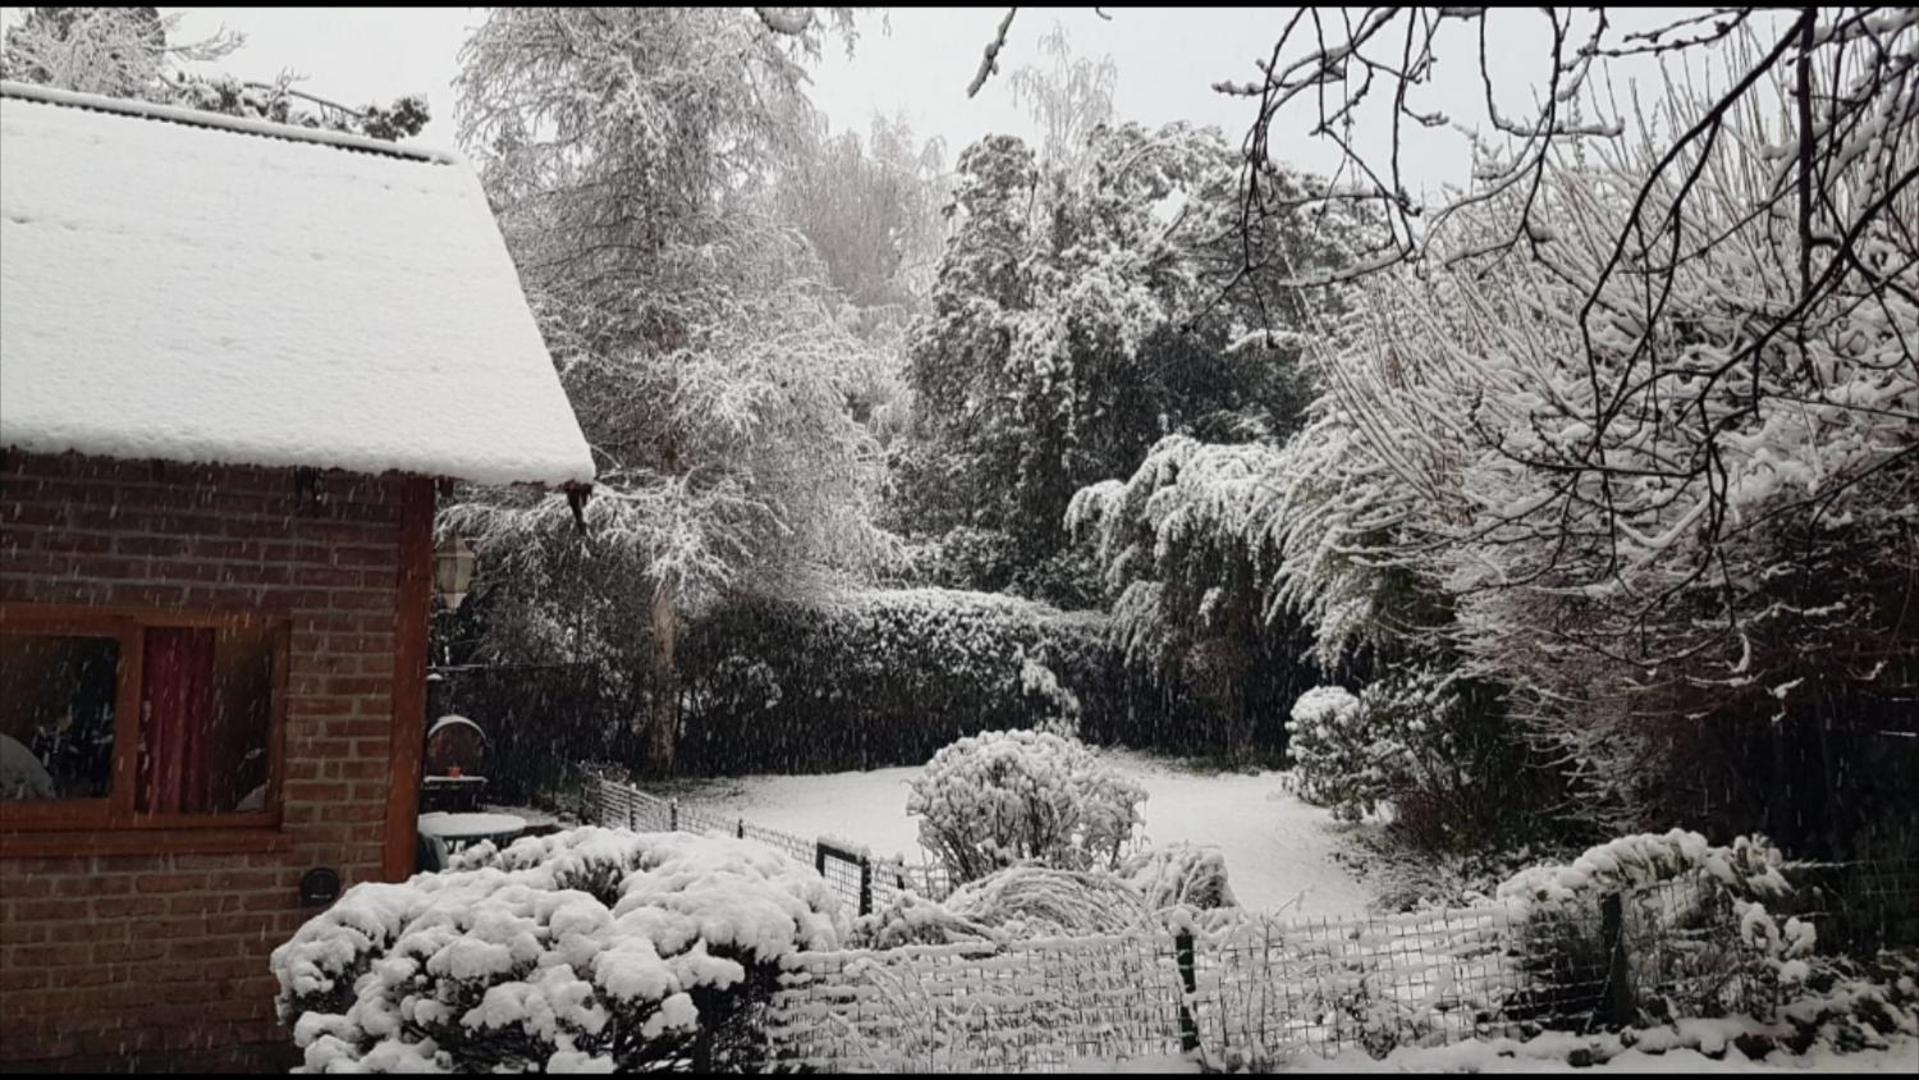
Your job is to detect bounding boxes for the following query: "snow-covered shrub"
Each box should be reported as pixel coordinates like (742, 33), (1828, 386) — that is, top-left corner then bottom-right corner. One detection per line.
(1286, 686), (1401, 821)
(1117, 842), (1237, 912)
(852, 865), (1155, 948)
(1287, 670), (1544, 848)
(270, 826), (845, 1072)
(1019, 645), (1084, 737)
(907, 729), (1147, 884)
(1495, 831), (1808, 1030)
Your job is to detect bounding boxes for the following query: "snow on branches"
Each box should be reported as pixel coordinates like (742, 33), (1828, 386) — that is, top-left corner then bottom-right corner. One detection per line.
(907, 730), (1148, 885)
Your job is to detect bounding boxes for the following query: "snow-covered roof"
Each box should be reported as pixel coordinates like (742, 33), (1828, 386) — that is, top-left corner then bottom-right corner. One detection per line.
(0, 80), (596, 486)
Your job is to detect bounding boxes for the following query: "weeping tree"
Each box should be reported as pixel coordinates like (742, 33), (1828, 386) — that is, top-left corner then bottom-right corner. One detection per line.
(444, 7), (891, 777)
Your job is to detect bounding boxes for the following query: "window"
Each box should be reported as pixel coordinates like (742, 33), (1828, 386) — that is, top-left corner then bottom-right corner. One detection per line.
(0, 607), (287, 829)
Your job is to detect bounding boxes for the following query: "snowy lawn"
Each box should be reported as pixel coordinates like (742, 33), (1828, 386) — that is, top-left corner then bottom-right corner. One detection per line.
(667, 748), (1373, 918)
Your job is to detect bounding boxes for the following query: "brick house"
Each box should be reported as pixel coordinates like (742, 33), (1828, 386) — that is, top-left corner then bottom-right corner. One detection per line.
(0, 82), (594, 1069)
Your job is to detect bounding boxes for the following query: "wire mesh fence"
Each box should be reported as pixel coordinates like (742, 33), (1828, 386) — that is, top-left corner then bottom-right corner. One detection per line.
(588, 777), (1917, 1072)
(765, 866), (1912, 1072)
(766, 934), (1192, 1073)
(590, 777), (953, 918)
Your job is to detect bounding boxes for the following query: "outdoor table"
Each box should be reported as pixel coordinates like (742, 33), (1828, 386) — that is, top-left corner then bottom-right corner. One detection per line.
(416, 810), (528, 871)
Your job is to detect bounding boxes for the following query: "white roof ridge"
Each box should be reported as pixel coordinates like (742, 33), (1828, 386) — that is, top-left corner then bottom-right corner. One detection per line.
(0, 78), (462, 166)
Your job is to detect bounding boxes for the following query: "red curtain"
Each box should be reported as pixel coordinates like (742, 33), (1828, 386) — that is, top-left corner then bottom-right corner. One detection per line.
(143, 627), (216, 814)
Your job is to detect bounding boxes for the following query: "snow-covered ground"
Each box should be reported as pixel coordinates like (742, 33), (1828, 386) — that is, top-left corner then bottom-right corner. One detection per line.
(1073, 1039), (1919, 1073)
(671, 747), (1373, 918)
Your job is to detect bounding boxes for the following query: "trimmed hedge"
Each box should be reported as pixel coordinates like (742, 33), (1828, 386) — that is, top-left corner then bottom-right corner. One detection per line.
(434, 587), (1291, 784)
(678, 589), (1118, 773)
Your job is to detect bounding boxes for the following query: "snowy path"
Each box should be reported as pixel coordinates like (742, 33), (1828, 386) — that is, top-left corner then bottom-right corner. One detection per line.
(673, 748), (1372, 919)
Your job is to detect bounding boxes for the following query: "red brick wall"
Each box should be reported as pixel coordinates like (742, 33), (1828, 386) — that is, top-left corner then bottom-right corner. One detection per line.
(0, 450), (428, 1067)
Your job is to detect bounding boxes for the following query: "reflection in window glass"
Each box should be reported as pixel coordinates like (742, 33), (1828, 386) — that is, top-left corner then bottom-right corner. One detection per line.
(139, 625), (275, 814)
(0, 635), (119, 801)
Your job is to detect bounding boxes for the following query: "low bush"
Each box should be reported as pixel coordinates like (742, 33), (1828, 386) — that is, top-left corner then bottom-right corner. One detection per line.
(1285, 685), (1379, 820)
(853, 866), (1157, 948)
(1117, 842), (1238, 912)
(1495, 830), (1810, 1030)
(270, 827), (844, 1072)
(907, 729), (1147, 884)
(1288, 668), (1565, 851)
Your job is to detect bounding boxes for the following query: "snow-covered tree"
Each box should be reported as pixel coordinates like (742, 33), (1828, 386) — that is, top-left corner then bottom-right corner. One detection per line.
(1007, 21), (1115, 183)
(1, 6), (428, 141)
(1263, 39), (1919, 850)
(773, 112), (951, 449)
(895, 121), (1324, 607)
(444, 8), (890, 775)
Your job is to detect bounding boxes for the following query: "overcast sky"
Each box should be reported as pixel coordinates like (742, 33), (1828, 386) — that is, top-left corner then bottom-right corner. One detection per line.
(7, 7), (1776, 198)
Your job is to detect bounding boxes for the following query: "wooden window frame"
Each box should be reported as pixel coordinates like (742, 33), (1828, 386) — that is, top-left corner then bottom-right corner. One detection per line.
(0, 603), (289, 834)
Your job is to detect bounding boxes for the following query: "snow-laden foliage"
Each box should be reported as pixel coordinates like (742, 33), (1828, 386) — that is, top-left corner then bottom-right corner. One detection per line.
(1283, 670), (1532, 848)
(1066, 37), (1919, 852)
(894, 120), (1331, 607)
(1065, 435), (1320, 757)
(1495, 830), (1792, 913)
(1116, 842), (1238, 913)
(444, 8), (891, 773)
(270, 826), (845, 1073)
(851, 848), (1235, 950)
(1285, 58), (1919, 843)
(854, 866), (1155, 950)
(0, 6), (428, 140)
(1492, 830), (1823, 1028)
(1285, 686), (1385, 821)
(907, 730), (1147, 884)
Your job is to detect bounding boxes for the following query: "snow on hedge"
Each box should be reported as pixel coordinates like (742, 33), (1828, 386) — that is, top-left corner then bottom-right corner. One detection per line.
(270, 826), (845, 1072)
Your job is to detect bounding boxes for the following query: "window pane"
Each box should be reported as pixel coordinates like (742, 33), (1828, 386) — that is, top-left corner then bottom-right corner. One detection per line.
(0, 634), (119, 801)
(140, 625), (276, 814)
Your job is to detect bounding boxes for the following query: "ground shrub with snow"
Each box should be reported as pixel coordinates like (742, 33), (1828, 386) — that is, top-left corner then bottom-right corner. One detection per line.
(1494, 830), (1819, 1029)
(1286, 685), (1395, 821)
(850, 843), (1239, 949)
(853, 865), (1157, 948)
(269, 826), (845, 1072)
(908, 729), (1148, 884)
(1117, 842), (1237, 912)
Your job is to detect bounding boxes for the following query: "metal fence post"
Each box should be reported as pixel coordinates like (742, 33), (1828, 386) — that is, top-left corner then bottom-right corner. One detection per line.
(858, 854), (873, 917)
(737, 817), (746, 839)
(1175, 927), (1200, 1054)
(814, 841), (827, 877)
(1600, 890), (1634, 1029)
(669, 798), (679, 832)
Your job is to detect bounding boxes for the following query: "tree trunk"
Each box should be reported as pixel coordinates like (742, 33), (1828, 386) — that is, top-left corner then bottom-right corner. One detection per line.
(646, 581), (681, 778)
